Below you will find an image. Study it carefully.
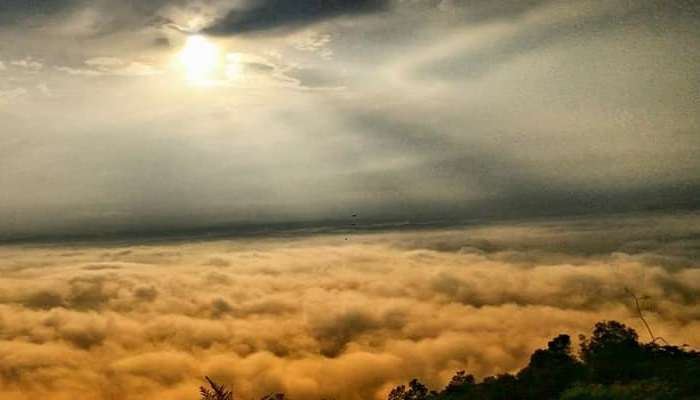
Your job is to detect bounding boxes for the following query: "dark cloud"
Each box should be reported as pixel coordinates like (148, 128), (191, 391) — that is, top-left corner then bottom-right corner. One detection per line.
(0, 0), (77, 20)
(311, 309), (381, 357)
(22, 290), (66, 310)
(419, 0), (700, 81)
(82, 264), (123, 271)
(0, 0), (186, 33)
(66, 275), (115, 310)
(203, 0), (390, 35)
(134, 285), (159, 302)
(242, 61), (277, 74)
(425, 0), (552, 20)
(289, 67), (347, 88)
(152, 37), (171, 47)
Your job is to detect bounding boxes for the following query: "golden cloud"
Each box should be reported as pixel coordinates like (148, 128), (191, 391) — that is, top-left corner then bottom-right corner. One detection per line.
(0, 214), (699, 399)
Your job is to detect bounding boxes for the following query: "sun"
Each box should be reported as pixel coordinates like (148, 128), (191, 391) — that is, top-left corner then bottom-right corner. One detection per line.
(178, 35), (221, 84)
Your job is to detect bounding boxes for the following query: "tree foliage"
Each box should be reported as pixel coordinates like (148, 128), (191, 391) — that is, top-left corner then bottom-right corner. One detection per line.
(200, 376), (234, 400)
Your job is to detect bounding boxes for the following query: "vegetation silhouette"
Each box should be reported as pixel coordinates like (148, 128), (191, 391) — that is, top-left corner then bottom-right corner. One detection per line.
(201, 377), (234, 400)
(201, 320), (699, 400)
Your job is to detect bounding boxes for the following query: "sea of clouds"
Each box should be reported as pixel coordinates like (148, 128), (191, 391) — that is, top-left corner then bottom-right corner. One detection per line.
(0, 213), (699, 400)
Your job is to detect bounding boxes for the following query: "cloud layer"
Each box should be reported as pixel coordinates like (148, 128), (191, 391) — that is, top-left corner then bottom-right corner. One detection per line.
(0, 213), (698, 400)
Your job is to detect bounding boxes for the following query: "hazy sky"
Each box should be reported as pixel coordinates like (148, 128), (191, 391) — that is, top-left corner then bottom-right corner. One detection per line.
(1, 0), (699, 239)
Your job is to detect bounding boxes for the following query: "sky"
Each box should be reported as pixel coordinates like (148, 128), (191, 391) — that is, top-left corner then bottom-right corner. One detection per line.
(0, 0), (698, 240)
(1, 3), (700, 399)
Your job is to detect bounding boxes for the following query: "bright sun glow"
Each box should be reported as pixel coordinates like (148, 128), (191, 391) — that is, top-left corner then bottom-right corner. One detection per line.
(178, 35), (221, 84)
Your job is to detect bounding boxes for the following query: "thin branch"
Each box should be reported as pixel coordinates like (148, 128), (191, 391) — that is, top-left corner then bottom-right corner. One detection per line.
(624, 287), (668, 345)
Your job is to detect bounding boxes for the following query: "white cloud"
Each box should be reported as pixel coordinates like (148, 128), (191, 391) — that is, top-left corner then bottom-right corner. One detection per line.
(11, 58), (43, 70)
(85, 57), (125, 67)
(112, 62), (161, 77)
(290, 31), (334, 59)
(56, 65), (104, 76)
(0, 87), (27, 103)
(56, 59), (161, 77)
(37, 83), (52, 96)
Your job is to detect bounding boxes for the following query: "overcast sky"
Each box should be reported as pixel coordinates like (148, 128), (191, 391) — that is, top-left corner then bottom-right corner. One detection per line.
(1, 0), (699, 240)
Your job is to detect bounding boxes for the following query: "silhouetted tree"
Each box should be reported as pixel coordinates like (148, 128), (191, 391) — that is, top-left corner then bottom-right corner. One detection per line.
(440, 371), (477, 399)
(579, 321), (645, 383)
(517, 334), (585, 399)
(559, 380), (679, 400)
(201, 377), (234, 400)
(637, 342), (700, 398)
(478, 373), (518, 400)
(260, 394), (286, 400)
(388, 379), (434, 400)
